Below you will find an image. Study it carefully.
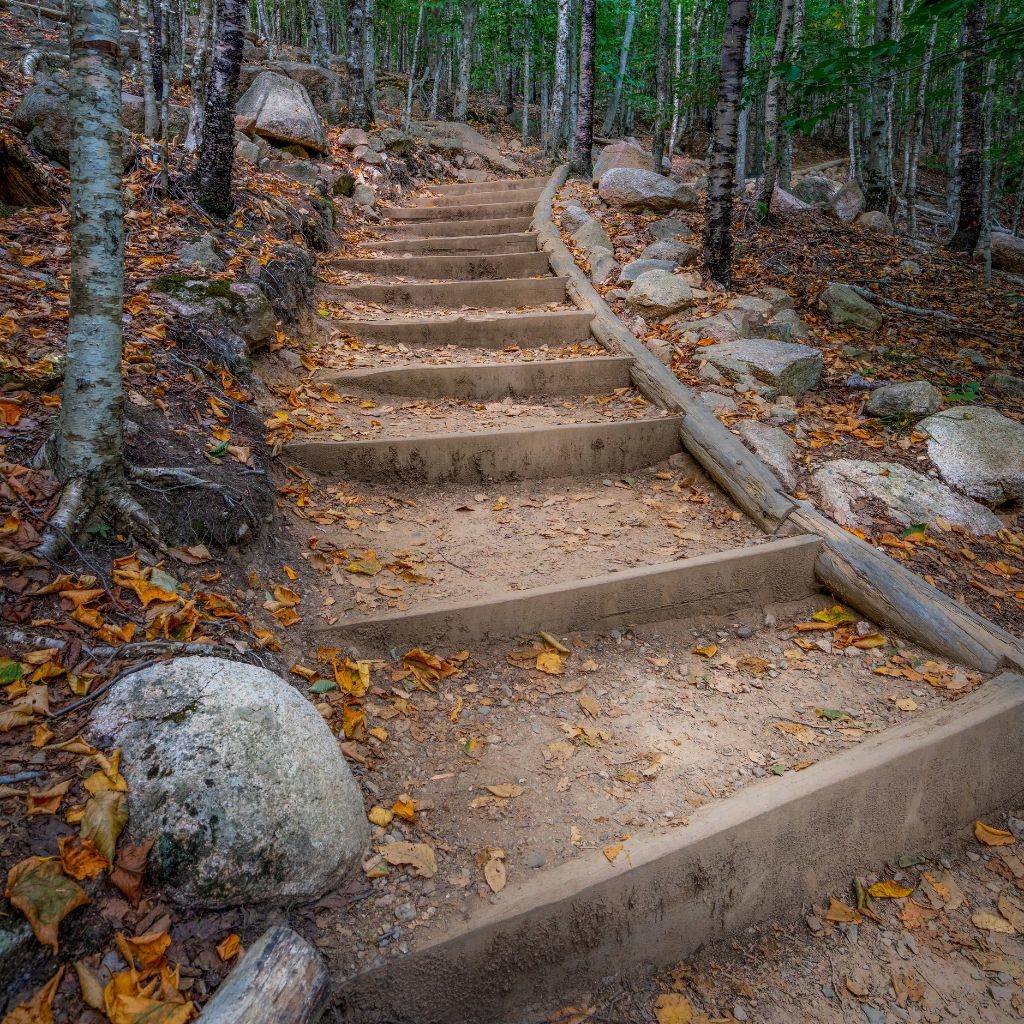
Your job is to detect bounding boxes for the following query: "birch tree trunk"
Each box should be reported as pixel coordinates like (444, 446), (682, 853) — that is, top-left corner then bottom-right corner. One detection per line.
(521, 0), (532, 145)
(704, 0), (751, 288)
(185, 0), (215, 152)
(668, 0), (682, 153)
(308, 0), (329, 65)
(346, 0), (369, 127)
(569, 0), (595, 176)
(58, 0), (124, 493)
(735, 29), (751, 186)
(403, 0), (425, 131)
(548, 0), (570, 156)
(903, 17), (937, 237)
(779, 0), (804, 190)
(193, 0), (244, 218)
(454, 0), (475, 121)
(652, 0), (672, 170)
(863, 0), (894, 211)
(362, 0), (376, 123)
(600, 0), (635, 136)
(756, 0), (794, 219)
(948, 0), (985, 252)
(135, 0), (158, 136)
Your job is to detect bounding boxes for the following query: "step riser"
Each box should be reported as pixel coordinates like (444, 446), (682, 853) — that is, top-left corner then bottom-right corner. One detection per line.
(329, 252), (551, 281)
(286, 416), (683, 488)
(385, 202), (536, 222)
(383, 217), (534, 238)
(322, 278), (567, 310)
(431, 176), (548, 195)
(322, 535), (820, 650)
(409, 188), (546, 208)
(325, 356), (635, 399)
(335, 670), (1024, 1024)
(330, 310), (594, 348)
(368, 234), (538, 255)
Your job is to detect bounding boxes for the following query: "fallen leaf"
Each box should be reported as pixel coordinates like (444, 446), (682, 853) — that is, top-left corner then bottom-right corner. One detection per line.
(868, 880), (913, 899)
(57, 836), (108, 880)
(999, 893), (1024, 932)
(5, 856), (90, 952)
(391, 794), (416, 823)
(485, 784), (523, 798)
(654, 992), (694, 1024)
(109, 840), (153, 906)
(26, 779), (73, 817)
(74, 960), (105, 1010)
(116, 929), (170, 970)
(774, 721), (818, 744)
(368, 805), (394, 827)
(692, 644), (718, 658)
(216, 933), (242, 962)
(484, 857), (507, 893)
(81, 791), (128, 863)
(379, 842), (437, 878)
(603, 843), (624, 863)
(824, 896), (862, 924)
(536, 650), (566, 675)
(972, 911), (1016, 934)
(976, 820), (1015, 846)
(3, 967), (64, 1024)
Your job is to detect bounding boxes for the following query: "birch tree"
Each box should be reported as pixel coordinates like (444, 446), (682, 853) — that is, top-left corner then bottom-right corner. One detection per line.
(184, 0), (215, 152)
(704, 0), (751, 288)
(454, 0), (476, 121)
(522, 0), (532, 145)
(135, 0), (159, 136)
(601, 0), (635, 136)
(756, 0), (795, 219)
(308, 0), (330, 65)
(570, 0), (596, 176)
(548, 0), (571, 156)
(652, 0), (672, 170)
(948, 0), (985, 252)
(862, 0), (894, 211)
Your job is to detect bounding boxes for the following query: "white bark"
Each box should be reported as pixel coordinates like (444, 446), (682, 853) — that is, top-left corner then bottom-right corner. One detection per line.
(548, 0), (570, 155)
(135, 0), (158, 136)
(185, 0), (214, 152)
(601, 0), (635, 136)
(668, 0), (682, 152)
(403, 0), (425, 132)
(522, 0), (532, 145)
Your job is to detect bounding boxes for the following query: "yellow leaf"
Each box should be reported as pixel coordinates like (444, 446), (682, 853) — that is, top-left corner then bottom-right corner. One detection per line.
(368, 805), (394, 827)
(115, 929), (170, 970)
(692, 644), (717, 658)
(654, 992), (694, 1024)
(485, 784), (523, 798)
(4, 857), (90, 953)
(484, 857), (507, 893)
(283, 565), (299, 580)
(894, 698), (917, 712)
(811, 604), (857, 626)
(975, 821), (1015, 847)
(868, 881), (913, 899)
(774, 721), (818, 744)
(824, 896), (861, 924)
(971, 911), (1016, 934)
(3, 967), (64, 1024)
(603, 843), (624, 863)
(80, 791), (128, 863)
(74, 960), (104, 1010)
(536, 650), (566, 675)
(379, 842), (437, 878)
(391, 795), (416, 822)
(216, 933), (242, 961)
(57, 836), (108, 880)
(578, 694), (600, 718)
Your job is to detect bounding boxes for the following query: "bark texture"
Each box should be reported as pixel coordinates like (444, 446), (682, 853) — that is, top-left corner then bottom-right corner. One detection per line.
(756, 0), (794, 219)
(703, 0), (751, 288)
(652, 0), (672, 170)
(948, 0), (985, 253)
(548, 0), (570, 156)
(346, 0), (369, 128)
(601, 0), (635, 136)
(61, 0), (125, 487)
(863, 0), (894, 211)
(193, 0), (245, 218)
(570, 0), (596, 177)
(454, 0), (476, 121)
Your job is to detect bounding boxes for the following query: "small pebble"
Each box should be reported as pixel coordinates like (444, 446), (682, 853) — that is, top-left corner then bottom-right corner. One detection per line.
(736, 625), (753, 639)
(526, 851), (546, 869)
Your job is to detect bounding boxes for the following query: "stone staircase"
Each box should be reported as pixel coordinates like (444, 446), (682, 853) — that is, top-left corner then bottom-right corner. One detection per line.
(290, 175), (823, 651)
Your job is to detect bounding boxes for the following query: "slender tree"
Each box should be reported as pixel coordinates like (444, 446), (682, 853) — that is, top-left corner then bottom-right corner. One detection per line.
(948, 0), (985, 252)
(703, 0), (751, 288)
(522, 0), (532, 145)
(346, 0), (369, 127)
(548, 0), (571, 155)
(193, 0), (245, 218)
(601, 0), (636, 136)
(756, 0), (795, 218)
(184, 0), (215, 152)
(454, 0), (476, 121)
(652, 0), (671, 170)
(863, 0), (894, 211)
(570, 0), (596, 176)
(309, 0), (330, 66)
(135, 0), (159, 136)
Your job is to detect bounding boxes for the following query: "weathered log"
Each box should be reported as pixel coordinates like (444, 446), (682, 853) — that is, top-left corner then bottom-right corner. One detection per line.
(532, 165), (1024, 673)
(197, 927), (330, 1024)
(6, 0), (69, 20)
(532, 165), (796, 534)
(0, 138), (59, 208)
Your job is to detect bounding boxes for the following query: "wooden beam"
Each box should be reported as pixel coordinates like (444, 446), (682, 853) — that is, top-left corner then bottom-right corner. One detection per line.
(196, 927), (330, 1024)
(531, 165), (1024, 674)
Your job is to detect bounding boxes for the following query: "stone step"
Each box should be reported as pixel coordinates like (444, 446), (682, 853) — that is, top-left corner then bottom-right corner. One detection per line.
(368, 232), (538, 256)
(408, 186), (546, 208)
(321, 277), (567, 311)
(319, 535), (821, 649)
(383, 199), (537, 222)
(382, 217), (534, 238)
(330, 251), (550, 281)
(328, 309), (594, 347)
(285, 415), (683, 485)
(430, 175), (549, 195)
(324, 355), (635, 400)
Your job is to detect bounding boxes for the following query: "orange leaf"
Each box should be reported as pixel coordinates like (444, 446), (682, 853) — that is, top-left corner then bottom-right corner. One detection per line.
(57, 836), (109, 880)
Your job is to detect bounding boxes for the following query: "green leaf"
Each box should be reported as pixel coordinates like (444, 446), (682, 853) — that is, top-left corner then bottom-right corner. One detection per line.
(900, 524), (928, 539)
(310, 679), (338, 694)
(946, 380), (980, 404)
(149, 567), (181, 594)
(771, 763), (786, 776)
(0, 659), (24, 684)
(207, 440), (229, 458)
(816, 708), (844, 721)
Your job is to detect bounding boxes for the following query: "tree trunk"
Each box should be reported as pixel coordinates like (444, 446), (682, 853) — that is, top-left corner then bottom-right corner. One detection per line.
(652, 0), (671, 170)
(521, 0), (532, 145)
(668, 0), (682, 152)
(703, 0), (751, 287)
(362, 0), (377, 122)
(135, 0), (158, 136)
(193, 0), (244, 218)
(185, 0), (215, 152)
(569, 0), (595, 176)
(600, 0), (635, 136)
(948, 0), (985, 252)
(309, 0), (329, 65)
(863, 0), (894, 211)
(403, 0), (425, 131)
(60, 0), (124, 491)
(904, 17), (937, 237)
(345, 0), (369, 127)
(735, 29), (751, 185)
(756, 0), (794, 219)
(778, 0), (804, 190)
(548, 0), (570, 156)
(454, 0), (475, 121)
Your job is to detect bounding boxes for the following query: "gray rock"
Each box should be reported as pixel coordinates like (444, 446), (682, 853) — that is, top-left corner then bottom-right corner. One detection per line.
(984, 372), (1024, 398)
(700, 392), (739, 416)
(648, 216), (694, 240)
(625, 269), (694, 321)
(526, 851), (546, 869)
(920, 406), (1024, 505)
(855, 210), (894, 234)
(265, 61), (345, 123)
(989, 231), (1024, 275)
(767, 404), (798, 425)
(847, 372), (879, 391)
(737, 421), (799, 490)
(832, 181), (866, 224)
(411, 120), (516, 171)
(864, 381), (942, 421)
(762, 286), (795, 314)
(375, 127), (415, 156)
(766, 307), (809, 341)
(353, 182), (376, 208)
(814, 459), (1000, 536)
(236, 71), (329, 154)
(178, 233), (225, 273)
(89, 657), (369, 908)
(898, 259), (922, 276)
(12, 76), (74, 167)
(700, 340), (823, 398)
(820, 283), (882, 332)
(122, 94), (189, 139)
(619, 258), (677, 284)
(639, 239), (698, 265)
(590, 250), (619, 285)
(353, 145), (384, 165)
(234, 137), (261, 164)
(957, 347), (988, 368)
(598, 168), (699, 212)
(674, 308), (757, 343)
(792, 175), (838, 206)
(591, 140), (656, 185)
(572, 218), (613, 256)
(559, 202), (592, 233)
(645, 336), (675, 365)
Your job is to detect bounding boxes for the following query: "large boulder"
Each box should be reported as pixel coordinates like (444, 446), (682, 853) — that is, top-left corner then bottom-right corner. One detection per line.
(12, 77), (71, 166)
(737, 421), (799, 490)
(619, 258), (677, 284)
(236, 71), (329, 154)
(984, 372), (1024, 400)
(591, 140), (656, 185)
(855, 210), (894, 234)
(559, 202), (592, 233)
(639, 239), (698, 265)
(599, 168), (699, 213)
(121, 95), (189, 139)
(571, 217), (613, 256)
(832, 181), (866, 224)
(919, 407), (1024, 506)
(819, 283), (882, 332)
(814, 459), (1001, 536)
(864, 380), (942, 421)
(411, 121), (516, 172)
(269, 61), (345, 122)
(699, 339), (823, 397)
(792, 175), (838, 206)
(674, 308), (758, 343)
(744, 181), (811, 213)
(625, 269), (693, 320)
(89, 657), (369, 908)
(648, 216), (694, 240)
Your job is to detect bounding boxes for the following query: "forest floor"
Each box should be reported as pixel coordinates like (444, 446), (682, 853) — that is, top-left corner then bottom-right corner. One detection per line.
(2, 3), (1024, 1021)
